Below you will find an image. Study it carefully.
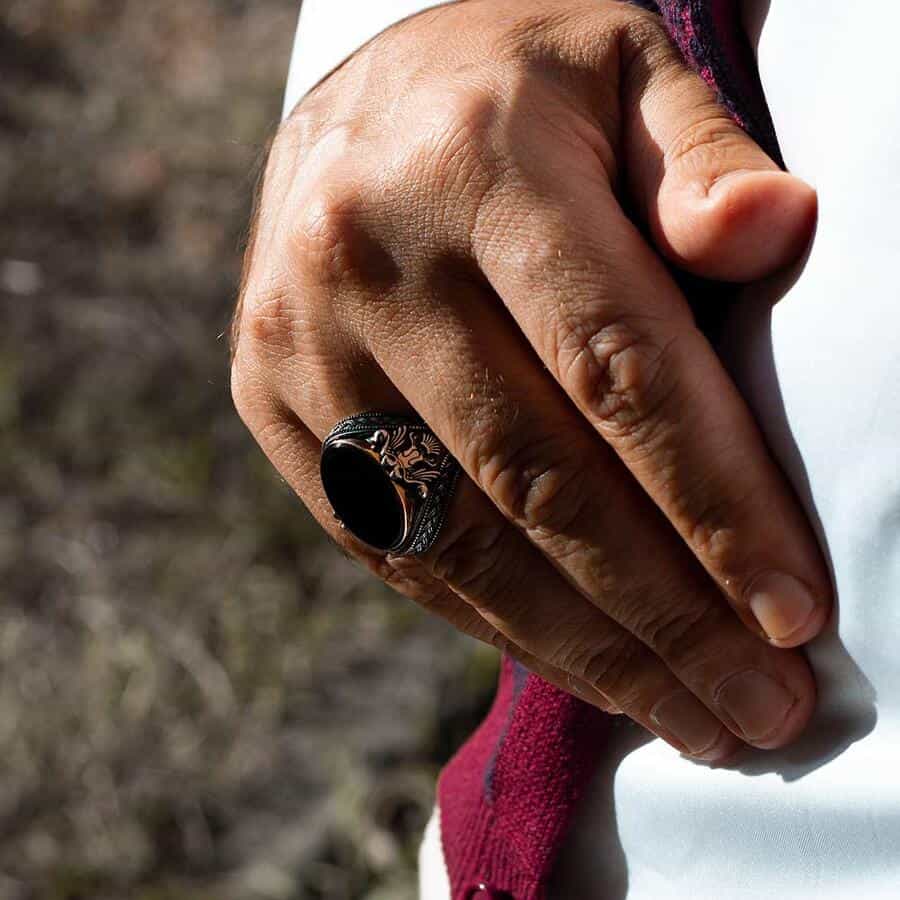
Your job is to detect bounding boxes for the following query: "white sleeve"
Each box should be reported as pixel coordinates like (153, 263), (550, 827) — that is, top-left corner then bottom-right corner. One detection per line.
(282, 0), (458, 119)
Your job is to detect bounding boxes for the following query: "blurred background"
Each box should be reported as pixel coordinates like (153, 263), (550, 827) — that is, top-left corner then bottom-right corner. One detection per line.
(0, 2), (497, 897)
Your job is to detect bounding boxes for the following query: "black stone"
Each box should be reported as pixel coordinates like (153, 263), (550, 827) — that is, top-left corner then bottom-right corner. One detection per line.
(320, 442), (405, 551)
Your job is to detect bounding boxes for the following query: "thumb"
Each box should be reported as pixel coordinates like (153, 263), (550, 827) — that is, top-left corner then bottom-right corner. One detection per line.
(619, 17), (816, 283)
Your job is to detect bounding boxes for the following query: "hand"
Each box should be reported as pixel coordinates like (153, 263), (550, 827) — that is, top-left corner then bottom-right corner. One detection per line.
(231, 0), (830, 762)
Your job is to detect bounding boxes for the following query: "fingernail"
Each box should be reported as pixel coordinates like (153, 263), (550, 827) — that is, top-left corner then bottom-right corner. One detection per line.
(651, 690), (723, 756)
(715, 670), (795, 743)
(747, 572), (817, 643)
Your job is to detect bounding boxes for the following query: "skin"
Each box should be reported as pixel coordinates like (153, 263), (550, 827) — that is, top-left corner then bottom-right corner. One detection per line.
(231, 0), (832, 763)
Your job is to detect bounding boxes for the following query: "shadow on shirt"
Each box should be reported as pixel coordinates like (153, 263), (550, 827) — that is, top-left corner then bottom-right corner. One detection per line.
(715, 247), (878, 782)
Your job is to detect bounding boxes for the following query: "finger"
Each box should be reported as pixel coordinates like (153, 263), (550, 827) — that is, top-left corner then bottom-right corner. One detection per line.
(362, 270), (814, 750)
(618, 9), (817, 281)
(234, 366), (732, 758)
(471, 155), (831, 651)
(230, 380), (497, 648)
(412, 475), (740, 761)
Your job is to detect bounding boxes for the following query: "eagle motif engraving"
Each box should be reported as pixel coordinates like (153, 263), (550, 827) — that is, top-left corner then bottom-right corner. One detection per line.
(368, 426), (445, 497)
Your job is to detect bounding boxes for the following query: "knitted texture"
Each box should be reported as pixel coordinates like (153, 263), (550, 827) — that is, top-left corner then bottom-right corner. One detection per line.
(438, 658), (610, 899)
(437, 2), (773, 897)
(657, 0), (780, 158)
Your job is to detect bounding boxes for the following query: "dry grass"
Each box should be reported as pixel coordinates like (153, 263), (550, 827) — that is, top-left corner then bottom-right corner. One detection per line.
(0, 2), (496, 897)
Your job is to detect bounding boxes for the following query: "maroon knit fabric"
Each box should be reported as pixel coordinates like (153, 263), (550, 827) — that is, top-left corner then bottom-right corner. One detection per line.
(438, 658), (610, 899)
(658, 0), (780, 158)
(437, 2), (772, 898)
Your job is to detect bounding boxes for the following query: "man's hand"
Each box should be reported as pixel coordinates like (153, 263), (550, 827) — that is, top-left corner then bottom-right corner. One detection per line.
(231, 0), (829, 762)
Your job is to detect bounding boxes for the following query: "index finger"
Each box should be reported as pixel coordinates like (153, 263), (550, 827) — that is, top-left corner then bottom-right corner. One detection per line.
(472, 172), (831, 648)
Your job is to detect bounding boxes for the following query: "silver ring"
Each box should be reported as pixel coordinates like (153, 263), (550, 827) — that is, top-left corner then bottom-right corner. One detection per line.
(320, 412), (461, 556)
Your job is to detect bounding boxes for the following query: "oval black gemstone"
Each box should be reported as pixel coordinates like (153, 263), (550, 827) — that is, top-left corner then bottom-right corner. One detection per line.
(320, 442), (405, 551)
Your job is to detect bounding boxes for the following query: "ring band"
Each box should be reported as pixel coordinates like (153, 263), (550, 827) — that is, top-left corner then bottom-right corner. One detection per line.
(320, 412), (461, 556)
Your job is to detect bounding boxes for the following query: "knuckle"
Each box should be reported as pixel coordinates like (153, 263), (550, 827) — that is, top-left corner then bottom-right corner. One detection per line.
(571, 632), (645, 702)
(685, 492), (744, 576)
(378, 560), (498, 638)
(663, 115), (752, 179)
(556, 311), (680, 442)
(243, 277), (300, 358)
(425, 518), (512, 601)
(291, 181), (391, 291)
(406, 82), (502, 197)
(471, 428), (590, 536)
(380, 554), (429, 594)
(640, 596), (729, 670)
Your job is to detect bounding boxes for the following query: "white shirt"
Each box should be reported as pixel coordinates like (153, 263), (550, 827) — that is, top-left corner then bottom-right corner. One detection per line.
(554, 2), (900, 896)
(282, 0), (454, 118)
(285, 2), (900, 897)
